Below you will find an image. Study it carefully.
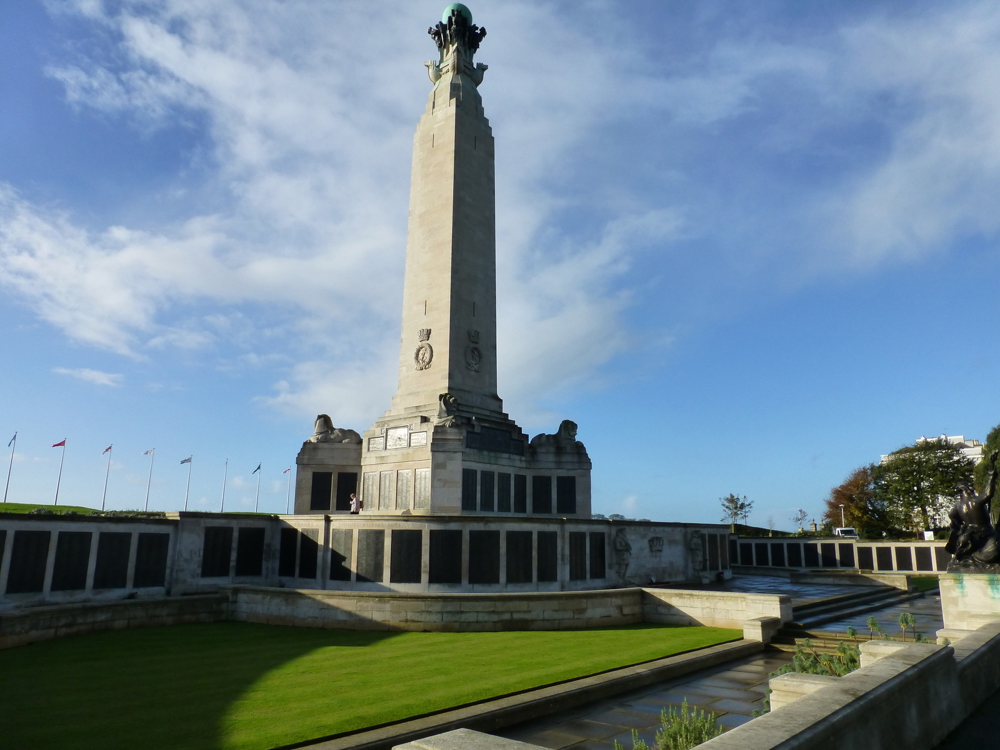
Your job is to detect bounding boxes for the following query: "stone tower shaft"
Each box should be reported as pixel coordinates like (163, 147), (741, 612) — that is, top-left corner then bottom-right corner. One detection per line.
(390, 8), (501, 419)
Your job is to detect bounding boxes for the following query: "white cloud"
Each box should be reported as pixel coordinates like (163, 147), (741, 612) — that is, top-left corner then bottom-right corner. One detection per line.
(52, 367), (124, 386)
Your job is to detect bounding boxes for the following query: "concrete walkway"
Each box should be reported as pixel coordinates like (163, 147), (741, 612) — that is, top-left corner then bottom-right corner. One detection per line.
(499, 652), (791, 750)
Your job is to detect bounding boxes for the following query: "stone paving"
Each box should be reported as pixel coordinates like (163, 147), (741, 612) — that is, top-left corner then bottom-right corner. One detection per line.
(500, 652), (792, 750)
(665, 574), (874, 608)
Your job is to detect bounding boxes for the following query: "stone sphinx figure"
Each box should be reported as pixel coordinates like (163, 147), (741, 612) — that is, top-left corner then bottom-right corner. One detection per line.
(307, 414), (362, 444)
(946, 450), (1000, 571)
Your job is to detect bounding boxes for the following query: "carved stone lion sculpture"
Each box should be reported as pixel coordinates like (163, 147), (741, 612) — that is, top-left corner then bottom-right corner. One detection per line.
(307, 414), (362, 444)
(530, 420), (585, 450)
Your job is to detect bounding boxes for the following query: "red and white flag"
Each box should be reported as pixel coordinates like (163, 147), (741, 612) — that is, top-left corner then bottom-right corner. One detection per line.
(103, 445), (112, 454)
(282, 467), (291, 474)
(52, 439), (66, 448)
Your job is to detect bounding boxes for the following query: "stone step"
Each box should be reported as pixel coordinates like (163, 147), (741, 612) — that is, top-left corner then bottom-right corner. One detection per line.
(791, 590), (927, 630)
(791, 587), (902, 619)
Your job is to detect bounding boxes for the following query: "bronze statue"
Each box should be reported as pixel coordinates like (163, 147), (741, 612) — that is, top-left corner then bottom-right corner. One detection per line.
(946, 450), (1000, 571)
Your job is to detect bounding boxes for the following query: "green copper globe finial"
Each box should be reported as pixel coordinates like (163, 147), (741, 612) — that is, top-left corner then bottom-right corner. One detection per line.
(442, 3), (472, 24)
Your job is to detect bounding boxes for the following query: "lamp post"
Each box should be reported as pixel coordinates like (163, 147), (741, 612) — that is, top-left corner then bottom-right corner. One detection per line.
(839, 504), (846, 528)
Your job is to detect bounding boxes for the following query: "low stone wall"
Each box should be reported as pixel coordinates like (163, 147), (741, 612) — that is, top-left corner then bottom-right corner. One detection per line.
(228, 586), (646, 632)
(642, 588), (791, 630)
(0, 594), (228, 649)
(697, 621), (1000, 750)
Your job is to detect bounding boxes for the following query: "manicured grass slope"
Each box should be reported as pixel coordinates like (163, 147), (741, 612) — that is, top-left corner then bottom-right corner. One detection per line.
(0, 621), (739, 750)
(0, 502), (101, 514)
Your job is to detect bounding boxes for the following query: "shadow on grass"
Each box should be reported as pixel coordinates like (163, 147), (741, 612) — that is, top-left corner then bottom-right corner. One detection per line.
(0, 621), (400, 750)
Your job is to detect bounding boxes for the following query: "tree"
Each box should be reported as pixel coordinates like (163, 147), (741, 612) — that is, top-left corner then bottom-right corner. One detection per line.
(791, 509), (809, 532)
(719, 494), (752, 527)
(974, 423), (1000, 524)
(871, 438), (975, 532)
(823, 466), (892, 538)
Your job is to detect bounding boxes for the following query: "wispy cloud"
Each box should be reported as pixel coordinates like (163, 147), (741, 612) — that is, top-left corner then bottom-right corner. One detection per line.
(52, 367), (124, 387)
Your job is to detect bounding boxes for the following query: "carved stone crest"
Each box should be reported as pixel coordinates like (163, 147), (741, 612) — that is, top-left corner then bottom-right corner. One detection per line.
(465, 345), (481, 372)
(648, 536), (664, 556)
(468, 329), (480, 344)
(415, 329), (433, 370)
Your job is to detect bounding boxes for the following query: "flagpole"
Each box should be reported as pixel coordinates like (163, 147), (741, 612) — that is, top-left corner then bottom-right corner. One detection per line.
(285, 468), (292, 514)
(54, 441), (66, 506)
(220, 458), (228, 513)
(254, 465), (261, 513)
(101, 445), (112, 511)
(144, 450), (155, 511)
(183, 458), (193, 511)
(3, 432), (15, 504)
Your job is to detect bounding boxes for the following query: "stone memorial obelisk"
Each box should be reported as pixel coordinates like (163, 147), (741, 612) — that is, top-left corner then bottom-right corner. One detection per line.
(295, 4), (591, 517)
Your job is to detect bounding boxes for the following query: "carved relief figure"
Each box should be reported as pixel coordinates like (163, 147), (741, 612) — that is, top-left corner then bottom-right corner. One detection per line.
(689, 531), (705, 572)
(307, 415), (362, 444)
(435, 393), (461, 427)
(614, 528), (632, 579)
(947, 450), (1000, 571)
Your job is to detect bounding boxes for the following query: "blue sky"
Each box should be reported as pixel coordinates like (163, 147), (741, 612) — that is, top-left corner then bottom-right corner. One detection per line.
(1, 1), (998, 525)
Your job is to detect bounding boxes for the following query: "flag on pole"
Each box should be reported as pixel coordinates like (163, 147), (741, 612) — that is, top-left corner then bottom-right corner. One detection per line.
(282, 467), (291, 474)
(103, 445), (112, 455)
(143, 449), (154, 455)
(252, 463), (261, 474)
(180, 456), (192, 464)
(8, 433), (15, 448)
(52, 439), (66, 447)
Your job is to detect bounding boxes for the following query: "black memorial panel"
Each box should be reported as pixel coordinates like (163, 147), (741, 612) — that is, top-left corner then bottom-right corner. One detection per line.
(804, 543), (820, 567)
(513, 474), (528, 513)
(6, 530), (51, 594)
(0, 530), (5, 564)
(278, 527), (298, 577)
(505, 531), (533, 584)
(569, 532), (587, 580)
(356, 529), (385, 583)
(93, 532), (131, 589)
(537, 531), (558, 582)
(820, 543), (837, 567)
(51, 531), (92, 591)
(469, 530), (501, 584)
(754, 542), (769, 567)
(335, 472), (358, 512)
(235, 527), (266, 577)
(707, 535), (720, 570)
(201, 526), (233, 578)
(769, 542), (785, 568)
(134, 533), (169, 588)
(429, 529), (462, 584)
(894, 546), (913, 571)
(462, 469), (478, 511)
(875, 546), (893, 571)
(857, 546), (874, 570)
(479, 471), (495, 512)
(739, 542), (753, 566)
(497, 473), (512, 513)
(787, 543), (803, 568)
(390, 529), (422, 584)
(532, 475), (552, 514)
(915, 546), (933, 571)
(298, 528), (319, 579)
(589, 532), (607, 579)
(556, 476), (577, 514)
(310, 471), (333, 511)
(728, 539), (738, 568)
(838, 543), (855, 568)
(330, 528), (353, 581)
(934, 546), (952, 571)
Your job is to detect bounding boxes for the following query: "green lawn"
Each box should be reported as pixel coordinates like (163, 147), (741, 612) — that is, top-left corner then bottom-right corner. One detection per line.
(0, 621), (739, 750)
(0, 501), (102, 514)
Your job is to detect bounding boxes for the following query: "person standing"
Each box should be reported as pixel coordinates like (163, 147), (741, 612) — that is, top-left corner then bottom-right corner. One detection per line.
(350, 493), (361, 514)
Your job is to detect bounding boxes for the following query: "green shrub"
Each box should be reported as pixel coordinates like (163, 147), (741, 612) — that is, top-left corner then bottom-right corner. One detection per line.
(614, 699), (724, 750)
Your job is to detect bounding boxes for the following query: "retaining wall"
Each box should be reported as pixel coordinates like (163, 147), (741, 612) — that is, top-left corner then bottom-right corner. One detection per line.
(0, 594), (229, 649)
